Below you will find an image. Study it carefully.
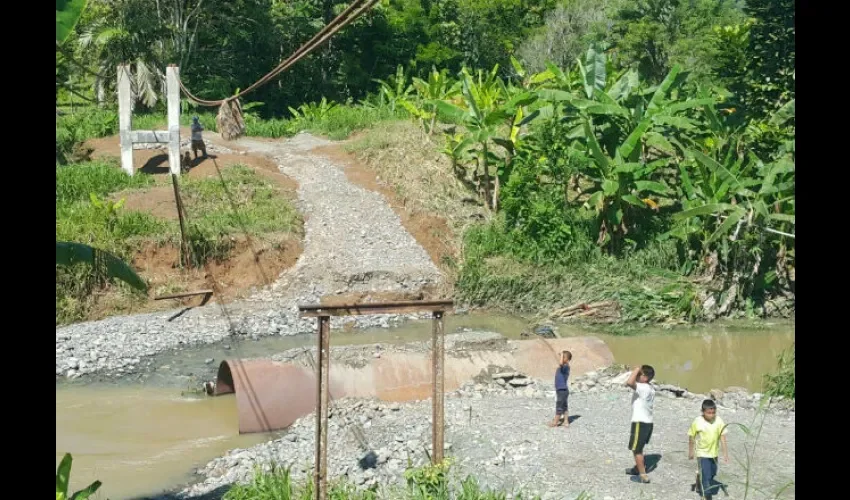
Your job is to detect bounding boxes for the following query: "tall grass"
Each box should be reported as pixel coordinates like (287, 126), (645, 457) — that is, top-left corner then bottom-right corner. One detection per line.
(56, 161), (164, 324)
(241, 104), (406, 140)
(720, 399), (795, 499)
(763, 343), (794, 399)
(56, 107), (193, 163)
(56, 161), (153, 204)
(456, 216), (698, 326)
(179, 165), (303, 265)
(55, 160), (302, 324)
(56, 108), (119, 163)
(222, 461), (586, 500)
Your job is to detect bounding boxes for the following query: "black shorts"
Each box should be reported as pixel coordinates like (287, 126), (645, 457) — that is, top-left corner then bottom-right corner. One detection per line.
(628, 421), (653, 453)
(555, 389), (569, 415)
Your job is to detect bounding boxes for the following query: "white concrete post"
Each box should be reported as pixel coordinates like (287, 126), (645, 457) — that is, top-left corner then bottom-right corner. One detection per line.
(117, 65), (134, 176)
(166, 66), (181, 175)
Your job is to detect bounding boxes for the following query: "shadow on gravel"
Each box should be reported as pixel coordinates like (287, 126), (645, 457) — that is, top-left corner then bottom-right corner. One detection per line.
(645, 453), (661, 472)
(568, 415), (582, 424)
(626, 453), (662, 475)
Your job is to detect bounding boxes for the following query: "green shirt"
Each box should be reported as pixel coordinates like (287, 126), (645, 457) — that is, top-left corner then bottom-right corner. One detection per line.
(688, 415), (727, 458)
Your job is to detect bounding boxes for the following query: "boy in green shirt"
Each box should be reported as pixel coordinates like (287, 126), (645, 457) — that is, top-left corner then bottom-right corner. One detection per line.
(688, 399), (730, 498)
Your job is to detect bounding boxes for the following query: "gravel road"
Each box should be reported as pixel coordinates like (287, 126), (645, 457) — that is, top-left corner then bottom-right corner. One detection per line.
(56, 132), (442, 380)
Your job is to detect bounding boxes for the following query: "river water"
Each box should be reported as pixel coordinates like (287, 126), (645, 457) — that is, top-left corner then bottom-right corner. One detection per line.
(56, 314), (794, 499)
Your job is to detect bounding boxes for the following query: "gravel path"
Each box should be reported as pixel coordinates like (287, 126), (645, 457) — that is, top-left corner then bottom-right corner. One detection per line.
(175, 368), (795, 500)
(56, 133), (442, 380)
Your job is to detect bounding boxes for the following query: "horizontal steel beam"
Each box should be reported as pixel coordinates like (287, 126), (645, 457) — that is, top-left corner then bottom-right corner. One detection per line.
(298, 300), (454, 317)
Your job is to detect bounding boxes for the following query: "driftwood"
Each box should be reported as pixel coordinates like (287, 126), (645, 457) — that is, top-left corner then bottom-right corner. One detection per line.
(546, 300), (621, 323)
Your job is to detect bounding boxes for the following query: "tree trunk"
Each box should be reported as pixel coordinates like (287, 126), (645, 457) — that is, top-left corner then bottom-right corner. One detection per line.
(493, 175), (500, 212)
(321, 0), (334, 97)
(481, 143), (492, 211)
(95, 76), (106, 107)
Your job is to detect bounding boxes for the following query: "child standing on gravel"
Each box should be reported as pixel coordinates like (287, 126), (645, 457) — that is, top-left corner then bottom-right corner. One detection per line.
(689, 399), (729, 499)
(625, 364), (655, 484)
(549, 350), (571, 428)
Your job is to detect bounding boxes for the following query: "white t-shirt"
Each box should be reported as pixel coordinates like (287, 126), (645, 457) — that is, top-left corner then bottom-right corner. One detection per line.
(631, 382), (655, 423)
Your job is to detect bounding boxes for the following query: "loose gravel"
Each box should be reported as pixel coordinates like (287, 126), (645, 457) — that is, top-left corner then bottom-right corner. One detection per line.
(56, 132), (442, 380)
(172, 367), (795, 500)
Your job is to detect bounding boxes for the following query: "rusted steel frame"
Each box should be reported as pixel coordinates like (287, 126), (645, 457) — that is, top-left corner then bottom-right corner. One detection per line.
(298, 300), (454, 317)
(431, 311), (445, 464)
(299, 300), (455, 495)
(315, 316), (331, 500)
(154, 289), (213, 300)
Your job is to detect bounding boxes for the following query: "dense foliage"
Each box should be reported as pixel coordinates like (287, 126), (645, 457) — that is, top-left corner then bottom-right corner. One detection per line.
(57, 0), (794, 322)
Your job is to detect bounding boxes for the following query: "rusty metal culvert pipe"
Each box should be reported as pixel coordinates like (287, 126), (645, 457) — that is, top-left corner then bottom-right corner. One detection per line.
(215, 337), (614, 434)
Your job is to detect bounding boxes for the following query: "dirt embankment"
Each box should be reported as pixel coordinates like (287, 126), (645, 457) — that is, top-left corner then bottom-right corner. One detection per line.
(75, 131), (303, 320)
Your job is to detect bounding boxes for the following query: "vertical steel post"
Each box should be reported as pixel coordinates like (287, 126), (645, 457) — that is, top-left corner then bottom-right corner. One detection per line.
(314, 316), (330, 500)
(431, 311), (445, 464)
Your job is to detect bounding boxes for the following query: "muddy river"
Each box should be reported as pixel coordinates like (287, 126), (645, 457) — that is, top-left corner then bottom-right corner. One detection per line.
(56, 314), (794, 499)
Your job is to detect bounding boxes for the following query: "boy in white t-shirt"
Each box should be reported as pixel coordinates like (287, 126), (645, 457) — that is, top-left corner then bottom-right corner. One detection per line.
(624, 364), (655, 484)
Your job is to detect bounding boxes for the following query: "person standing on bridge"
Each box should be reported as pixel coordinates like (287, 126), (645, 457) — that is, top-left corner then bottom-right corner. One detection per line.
(191, 116), (208, 160)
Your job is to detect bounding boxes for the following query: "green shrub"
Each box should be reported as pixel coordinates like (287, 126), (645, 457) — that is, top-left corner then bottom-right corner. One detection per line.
(763, 343), (795, 399)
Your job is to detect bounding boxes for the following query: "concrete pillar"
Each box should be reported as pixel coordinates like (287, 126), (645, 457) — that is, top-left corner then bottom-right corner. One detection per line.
(166, 66), (181, 175)
(117, 65), (133, 176)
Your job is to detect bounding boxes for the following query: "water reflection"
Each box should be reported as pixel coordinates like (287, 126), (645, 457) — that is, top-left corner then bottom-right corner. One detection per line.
(597, 328), (794, 393)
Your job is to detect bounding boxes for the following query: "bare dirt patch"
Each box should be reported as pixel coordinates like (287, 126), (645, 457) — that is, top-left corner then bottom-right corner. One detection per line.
(86, 130), (296, 188)
(89, 235), (302, 320)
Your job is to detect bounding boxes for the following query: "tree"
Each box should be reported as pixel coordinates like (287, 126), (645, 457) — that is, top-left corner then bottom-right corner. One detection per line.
(57, 1), (149, 296)
(610, 0), (744, 83)
(741, 0), (795, 119)
(516, 0), (614, 74)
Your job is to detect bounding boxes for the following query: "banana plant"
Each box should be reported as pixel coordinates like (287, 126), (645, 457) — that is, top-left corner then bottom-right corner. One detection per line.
(491, 81), (540, 210)
(670, 143), (794, 311)
(441, 132), (478, 192)
(433, 73), (503, 211)
(570, 61), (712, 252)
(442, 132), (475, 180)
(433, 66), (539, 212)
(405, 67), (461, 135)
(89, 193), (125, 232)
(288, 97), (337, 121)
(57, 0), (88, 43)
(57, 242), (148, 293)
(56, 453), (102, 500)
(373, 65), (415, 113)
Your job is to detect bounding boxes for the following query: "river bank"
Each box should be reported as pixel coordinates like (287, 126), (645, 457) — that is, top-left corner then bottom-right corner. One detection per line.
(167, 365), (794, 500)
(56, 312), (794, 395)
(57, 327), (794, 499)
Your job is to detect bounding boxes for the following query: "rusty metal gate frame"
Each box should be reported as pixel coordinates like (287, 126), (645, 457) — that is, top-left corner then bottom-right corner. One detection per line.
(299, 300), (453, 500)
